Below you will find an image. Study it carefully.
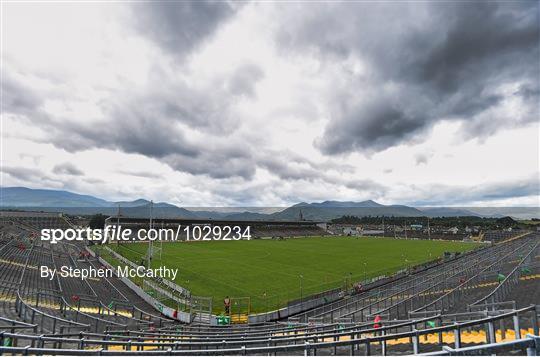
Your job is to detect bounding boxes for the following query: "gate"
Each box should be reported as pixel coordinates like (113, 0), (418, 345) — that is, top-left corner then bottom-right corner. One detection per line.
(190, 296), (213, 325)
(229, 297), (251, 324)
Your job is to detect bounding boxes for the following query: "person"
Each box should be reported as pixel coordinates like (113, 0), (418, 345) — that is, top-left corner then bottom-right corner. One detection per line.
(373, 315), (382, 329)
(224, 296), (231, 315)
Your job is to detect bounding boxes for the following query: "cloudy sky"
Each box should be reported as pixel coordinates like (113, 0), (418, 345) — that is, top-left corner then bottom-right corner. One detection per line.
(2, 1), (539, 207)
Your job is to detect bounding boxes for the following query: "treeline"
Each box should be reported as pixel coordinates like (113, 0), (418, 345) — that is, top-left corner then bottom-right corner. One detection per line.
(330, 215), (520, 229)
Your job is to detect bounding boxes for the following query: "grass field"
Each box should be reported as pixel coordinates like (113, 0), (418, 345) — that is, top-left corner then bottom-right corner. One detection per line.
(105, 236), (478, 313)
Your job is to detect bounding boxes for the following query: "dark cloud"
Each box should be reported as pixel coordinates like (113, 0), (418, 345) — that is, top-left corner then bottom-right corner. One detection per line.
(259, 156), (323, 181)
(132, 1), (241, 59)
(227, 63), (264, 98)
(4, 68), (259, 179)
(315, 94), (431, 154)
(258, 152), (386, 197)
(52, 163), (84, 176)
(258, 151), (351, 181)
(278, 2), (539, 155)
(3, 166), (46, 182)
(2, 166), (60, 188)
(4, 2), (253, 180)
(1, 72), (42, 115)
(414, 2), (538, 95)
(164, 145), (256, 179)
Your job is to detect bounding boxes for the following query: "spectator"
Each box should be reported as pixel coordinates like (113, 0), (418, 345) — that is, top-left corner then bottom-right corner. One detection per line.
(224, 296), (231, 315)
(373, 315), (382, 329)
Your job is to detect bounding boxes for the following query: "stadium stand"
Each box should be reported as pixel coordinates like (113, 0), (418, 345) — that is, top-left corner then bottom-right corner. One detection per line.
(0, 215), (538, 355)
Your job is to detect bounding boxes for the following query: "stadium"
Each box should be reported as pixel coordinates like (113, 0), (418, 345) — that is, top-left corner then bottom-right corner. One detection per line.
(2, 0), (540, 356)
(0, 210), (538, 355)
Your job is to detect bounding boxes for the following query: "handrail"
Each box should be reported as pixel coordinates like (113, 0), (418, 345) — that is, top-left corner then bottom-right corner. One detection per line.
(413, 237), (533, 312)
(303, 244), (488, 321)
(343, 254), (478, 319)
(71, 315), (442, 346)
(0, 306), (537, 355)
(337, 243), (499, 320)
(471, 239), (539, 307)
(16, 290), (89, 329)
(0, 314), (440, 348)
(83, 248), (170, 325)
(419, 334), (540, 356)
(15, 242), (90, 332)
(59, 295), (127, 329)
(0, 316), (36, 327)
(48, 244), (131, 328)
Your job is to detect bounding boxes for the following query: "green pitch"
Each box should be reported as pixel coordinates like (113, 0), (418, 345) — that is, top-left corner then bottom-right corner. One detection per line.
(107, 237), (478, 313)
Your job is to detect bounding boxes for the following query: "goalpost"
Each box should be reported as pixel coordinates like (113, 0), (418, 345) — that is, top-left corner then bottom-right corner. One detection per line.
(146, 201), (163, 267)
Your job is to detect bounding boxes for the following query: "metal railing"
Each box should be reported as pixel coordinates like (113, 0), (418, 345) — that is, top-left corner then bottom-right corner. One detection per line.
(422, 334), (540, 356)
(15, 291), (89, 334)
(471, 240), (539, 309)
(413, 237), (535, 313)
(0, 305), (537, 355)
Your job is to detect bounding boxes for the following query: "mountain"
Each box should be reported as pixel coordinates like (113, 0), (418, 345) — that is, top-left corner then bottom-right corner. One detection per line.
(1, 187), (111, 207)
(293, 200), (384, 208)
(0, 187), (196, 218)
(271, 200), (424, 221)
(187, 211), (232, 220)
(114, 199), (178, 209)
(114, 199), (151, 207)
(3, 187), (538, 220)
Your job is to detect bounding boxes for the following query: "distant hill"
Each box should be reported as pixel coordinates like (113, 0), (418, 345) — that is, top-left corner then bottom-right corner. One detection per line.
(0, 187), (196, 218)
(1, 187), (111, 207)
(271, 202), (424, 221)
(293, 200), (384, 208)
(114, 199), (178, 209)
(2, 187), (538, 220)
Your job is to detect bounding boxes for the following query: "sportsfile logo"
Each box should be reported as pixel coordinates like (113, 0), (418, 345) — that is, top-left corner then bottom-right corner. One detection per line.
(40, 225), (251, 244)
(41, 226), (132, 244)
